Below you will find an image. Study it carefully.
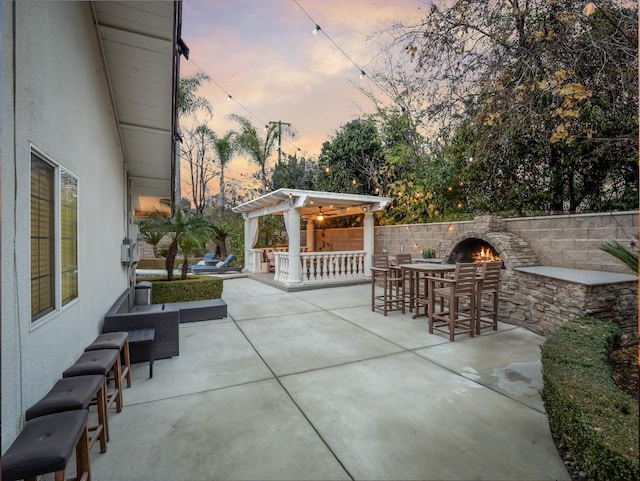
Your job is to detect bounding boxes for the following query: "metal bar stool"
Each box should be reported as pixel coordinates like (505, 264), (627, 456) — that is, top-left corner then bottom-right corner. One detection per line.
(84, 332), (131, 388)
(25, 375), (108, 452)
(1, 410), (91, 481)
(63, 349), (123, 415)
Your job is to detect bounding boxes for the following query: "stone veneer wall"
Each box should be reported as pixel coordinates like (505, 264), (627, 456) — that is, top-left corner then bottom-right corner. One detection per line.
(500, 269), (637, 337)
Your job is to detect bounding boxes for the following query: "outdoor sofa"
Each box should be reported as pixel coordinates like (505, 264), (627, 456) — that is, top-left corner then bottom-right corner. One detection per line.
(103, 284), (228, 362)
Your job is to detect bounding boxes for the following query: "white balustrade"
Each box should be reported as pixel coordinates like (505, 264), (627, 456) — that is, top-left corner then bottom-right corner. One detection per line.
(298, 251), (366, 284)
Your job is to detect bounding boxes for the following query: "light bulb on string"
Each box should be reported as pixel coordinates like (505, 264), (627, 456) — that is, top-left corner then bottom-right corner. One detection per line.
(227, 95), (232, 102)
(313, 25), (321, 35)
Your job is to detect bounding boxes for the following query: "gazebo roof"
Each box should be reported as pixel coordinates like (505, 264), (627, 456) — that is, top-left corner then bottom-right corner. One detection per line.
(232, 188), (392, 220)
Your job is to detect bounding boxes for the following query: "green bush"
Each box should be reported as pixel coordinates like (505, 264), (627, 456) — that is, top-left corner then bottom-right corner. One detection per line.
(137, 276), (223, 303)
(136, 258), (182, 270)
(541, 317), (639, 481)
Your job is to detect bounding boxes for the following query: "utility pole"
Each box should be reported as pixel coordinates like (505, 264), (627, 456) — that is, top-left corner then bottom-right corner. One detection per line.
(268, 120), (291, 164)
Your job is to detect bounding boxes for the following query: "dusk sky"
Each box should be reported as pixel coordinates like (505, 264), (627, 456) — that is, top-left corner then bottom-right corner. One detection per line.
(179, 0), (425, 194)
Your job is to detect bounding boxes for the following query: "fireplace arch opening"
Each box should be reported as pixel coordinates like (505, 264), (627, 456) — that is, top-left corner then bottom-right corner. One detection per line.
(447, 238), (503, 266)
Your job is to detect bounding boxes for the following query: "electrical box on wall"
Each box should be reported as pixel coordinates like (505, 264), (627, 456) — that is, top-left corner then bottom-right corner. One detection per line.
(121, 239), (132, 265)
(121, 224), (141, 265)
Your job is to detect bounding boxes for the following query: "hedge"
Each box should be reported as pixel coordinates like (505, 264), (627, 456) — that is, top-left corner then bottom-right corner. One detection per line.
(136, 258), (183, 270)
(137, 276), (223, 304)
(540, 317), (639, 481)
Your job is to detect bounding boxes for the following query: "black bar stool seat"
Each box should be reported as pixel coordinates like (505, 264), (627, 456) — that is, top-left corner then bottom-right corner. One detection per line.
(85, 332), (131, 388)
(63, 349), (123, 414)
(1, 410), (90, 481)
(26, 375), (108, 453)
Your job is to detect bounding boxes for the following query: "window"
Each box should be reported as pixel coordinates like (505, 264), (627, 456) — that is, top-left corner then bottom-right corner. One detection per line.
(31, 154), (55, 319)
(30, 150), (78, 322)
(60, 170), (78, 305)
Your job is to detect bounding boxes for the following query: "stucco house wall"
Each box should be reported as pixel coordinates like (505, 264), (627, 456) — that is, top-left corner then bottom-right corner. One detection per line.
(2, 2), (131, 450)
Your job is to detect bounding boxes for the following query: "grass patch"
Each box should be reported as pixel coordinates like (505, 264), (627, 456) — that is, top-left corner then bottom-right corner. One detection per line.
(541, 317), (639, 481)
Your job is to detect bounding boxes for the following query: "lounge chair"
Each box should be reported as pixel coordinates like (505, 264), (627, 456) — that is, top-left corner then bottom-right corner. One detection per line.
(202, 252), (216, 265)
(190, 254), (242, 274)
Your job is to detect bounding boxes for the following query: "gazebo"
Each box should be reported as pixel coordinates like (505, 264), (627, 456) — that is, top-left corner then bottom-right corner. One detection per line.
(232, 189), (392, 287)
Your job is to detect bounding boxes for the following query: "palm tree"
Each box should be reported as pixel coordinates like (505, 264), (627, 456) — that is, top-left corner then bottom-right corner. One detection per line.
(210, 130), (235, 214)
(137, 209), (170, 258)
(140, 209), (213, 280)
(600, 240), (638, 273)
(141, 230), (165, 258)
(229, 114), (290, 193)
(176, 73), (213, 202)
(178, 72), (212, 118)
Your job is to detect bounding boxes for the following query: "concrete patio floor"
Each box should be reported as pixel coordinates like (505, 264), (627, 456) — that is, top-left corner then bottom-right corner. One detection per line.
(91, 278), (570, 481)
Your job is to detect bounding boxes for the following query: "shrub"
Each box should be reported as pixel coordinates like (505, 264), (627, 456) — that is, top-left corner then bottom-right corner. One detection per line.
(540, 317), (639, 481)
(137, 258), (182, 270)
(137, 276), (223, 303)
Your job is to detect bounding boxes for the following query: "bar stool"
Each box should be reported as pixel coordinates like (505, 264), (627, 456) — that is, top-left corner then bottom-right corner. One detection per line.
(85, 332), (131, 388)
(26, 375), (108, 452)
(1, 410), (91, 481)
(63, 349), (123, 415)
(475, 261), (503, 334)
(427, 262), (478, 341)
(371, 254), (405, 316)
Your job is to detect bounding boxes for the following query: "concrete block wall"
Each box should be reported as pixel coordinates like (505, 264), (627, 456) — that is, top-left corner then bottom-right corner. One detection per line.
(374, 211), (637, 274)
(504, 212), (637, 273)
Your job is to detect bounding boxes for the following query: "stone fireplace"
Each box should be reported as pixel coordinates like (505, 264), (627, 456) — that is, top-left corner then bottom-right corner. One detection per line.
(442, 216), (539, 269)
(436, 216), (637, 338)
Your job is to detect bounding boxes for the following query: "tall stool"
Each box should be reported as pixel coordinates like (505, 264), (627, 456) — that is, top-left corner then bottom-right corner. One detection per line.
(26, 375), (108, 452)
(63, 349), (123, 415)
(85, 332), (131, 388)
(1, 410), (91, 481)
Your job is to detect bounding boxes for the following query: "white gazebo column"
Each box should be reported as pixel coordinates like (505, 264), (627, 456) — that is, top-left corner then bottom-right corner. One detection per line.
(363, 209), (374, 276)
(243, 217), (253, 272)
(286, 208), (303, 284)
(306, 218), (315, 251)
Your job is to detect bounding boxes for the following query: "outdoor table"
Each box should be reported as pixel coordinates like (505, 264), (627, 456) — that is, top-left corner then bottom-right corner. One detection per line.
(398, 263), (456, 319)
(128, 328), (156, 378)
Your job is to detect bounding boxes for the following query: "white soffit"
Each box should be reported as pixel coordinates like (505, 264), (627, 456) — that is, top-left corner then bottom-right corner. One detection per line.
(93, 1), (175, 194)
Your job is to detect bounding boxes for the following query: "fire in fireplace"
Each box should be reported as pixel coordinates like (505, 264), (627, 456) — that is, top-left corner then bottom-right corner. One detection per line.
(447, 238), (502, 266)
(473, 246), (501, 264)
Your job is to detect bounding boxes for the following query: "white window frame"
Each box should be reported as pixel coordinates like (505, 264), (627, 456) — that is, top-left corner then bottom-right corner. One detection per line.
(30, 146), (79, 329)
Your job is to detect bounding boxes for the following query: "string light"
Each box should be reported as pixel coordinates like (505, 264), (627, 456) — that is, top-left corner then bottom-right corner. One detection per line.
(187, 59), (305, 156)
(294, 0), (371, 82)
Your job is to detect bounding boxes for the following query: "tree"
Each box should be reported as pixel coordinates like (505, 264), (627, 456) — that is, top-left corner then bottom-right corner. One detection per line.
(138, 209), (213, 280)
(178, 72), (212, 118)
(379, 0), (638, 214)
(177, 72), (213, 205)
(140, 230), (165, 258)
(210, 130), (235, 214)
(269, 154), (318, 191)
(600, 240), (639, 273)
(316, 119), (384, 195)
(181, 124), (217, 215)
(229, 115), (294, 193)
(137, 209), (170, 258)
